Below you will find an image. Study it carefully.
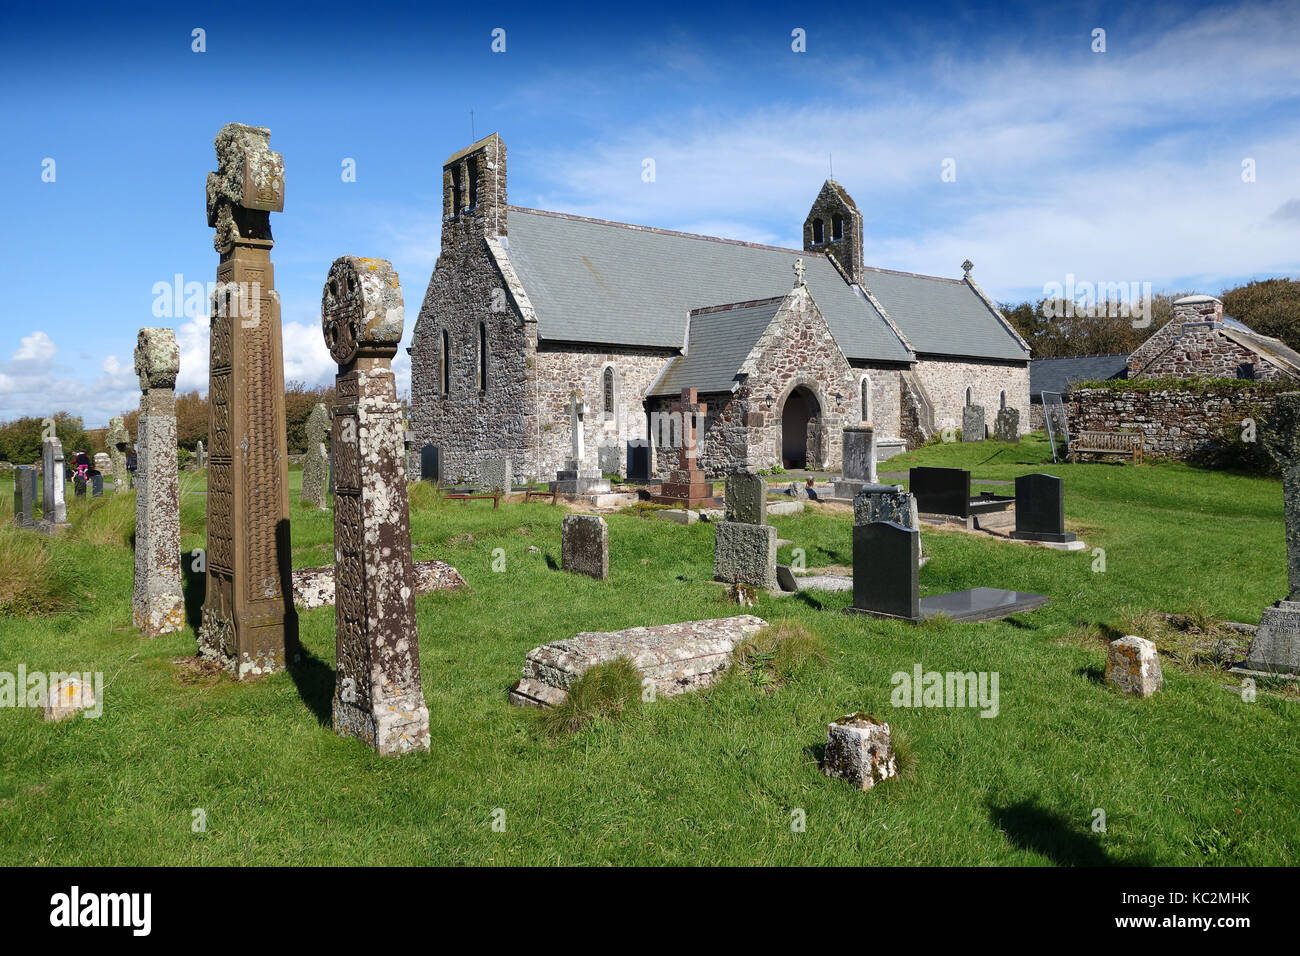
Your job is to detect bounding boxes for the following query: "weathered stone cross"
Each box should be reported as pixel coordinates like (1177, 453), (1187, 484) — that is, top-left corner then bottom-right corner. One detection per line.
(793, 257), (806, 287)
(568, 393), (588, 462)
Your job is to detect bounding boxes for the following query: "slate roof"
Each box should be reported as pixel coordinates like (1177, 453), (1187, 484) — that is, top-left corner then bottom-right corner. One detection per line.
(649, 299), (785, 397)
(1220, 317), (1300, 375)
(502, 208), (913, 362)
(1029, 354), (1129, 398)
(857, 267), (1028, 361)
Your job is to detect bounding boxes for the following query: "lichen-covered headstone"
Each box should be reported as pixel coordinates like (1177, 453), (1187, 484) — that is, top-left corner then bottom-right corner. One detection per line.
(195, 440), (206, 470)
(962, 404), (985, 442)
(1105, 636), (1163, 697)
(714, 520), (778, 589)
(322, 255), (429, 755)
(94, 451), (111, 476)
(106, 417), (130, 493)
(724, 471), (767, 526)
(301, 403), (329, 508)
(822, 713), (898, 790)
(993, 407), (1020, 443)
(133, 327), (185, 637)
(197, 122), (298, 678)
(561, 513), (608, 580)
(39, 436), (68, 531)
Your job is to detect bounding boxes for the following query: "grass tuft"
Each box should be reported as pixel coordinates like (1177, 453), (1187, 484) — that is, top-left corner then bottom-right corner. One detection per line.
(732, 619), (828, 688)
(68, 489), (136, 548)
(0, 526), (68, 615)
(535, 657), (643, 736)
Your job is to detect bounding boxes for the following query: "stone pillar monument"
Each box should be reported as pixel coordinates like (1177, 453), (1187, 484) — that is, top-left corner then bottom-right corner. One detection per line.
(322, 256), (429, 754)
(1242, 393), (1300, 674)
(197, 122), (297, 678)
(39, 436), (68, 531)
(301, 403), (329, 508)
(106, 417), (130, 492)
(133, 328), (185, 637)
(550, 393), (610, 495)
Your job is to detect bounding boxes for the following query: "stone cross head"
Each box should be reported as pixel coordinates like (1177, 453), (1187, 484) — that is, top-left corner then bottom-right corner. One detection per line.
(793, 258), (806, 287)
(134, 328), (180, 392)
(206, 123), (284, 253)
(321, 257), (405, 368)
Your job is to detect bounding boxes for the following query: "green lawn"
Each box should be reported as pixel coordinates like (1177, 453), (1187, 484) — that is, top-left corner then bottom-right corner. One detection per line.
(0, 438), (1295, 865)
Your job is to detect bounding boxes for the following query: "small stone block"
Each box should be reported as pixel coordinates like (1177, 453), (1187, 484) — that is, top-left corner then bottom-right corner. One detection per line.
(1106, 635), (1163, 697)
(43, 678), (97, 721)
(713, 521), (778, 589)
(822, 712), (897, 791)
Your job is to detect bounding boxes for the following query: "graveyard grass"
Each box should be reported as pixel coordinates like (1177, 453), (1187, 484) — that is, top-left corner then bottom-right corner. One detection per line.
(0, 435), (1295, 865)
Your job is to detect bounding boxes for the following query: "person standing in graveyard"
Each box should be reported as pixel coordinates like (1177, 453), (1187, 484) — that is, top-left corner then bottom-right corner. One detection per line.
(72, 450), (92, 481)
(126, 448), (137, 487)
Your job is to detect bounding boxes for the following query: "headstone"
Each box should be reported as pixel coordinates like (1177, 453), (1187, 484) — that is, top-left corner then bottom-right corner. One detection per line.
(131, 328), (185, 637)
(94, 451), (111, 476)
(598, 440), (620, 477)
(322, 255), (429, 755)
(73, 473), (87, 498)
(477, 457), (512, 493)
(1242, 393), (1300, 674)
(1010, 473), (1076, 543)
(1106, 636), (1163, 697)
(195, 440), (207, 469)
(420, 444), (440, 484)
(994, 407), (1020, 443)
(91, 473), (103, 497)
(13, 465), (36, 528)
(39, 436), (68, 530)
(852, 522), (920, 621)
(962, 404), (985, 442)
(724, 471), (767, 526)
(510, 615), (768, 708)
(834, 425), (877, 498)
(626, 439), (651, 482)
(910, 466), (971, 518)
(292, 558), (466, 610)
(197, 122), (298, 678)
(713, 521), (778, 590)
(561, 513), (609, 580)
(42, 678), (98, 722)
(106, 416), (130, 492)
(822, 713), (898, 791)
(550, 394), (610, 494)
(301, 402), (329, 508)
(852, 483), (915, 527)
(653, 388), (712, 508)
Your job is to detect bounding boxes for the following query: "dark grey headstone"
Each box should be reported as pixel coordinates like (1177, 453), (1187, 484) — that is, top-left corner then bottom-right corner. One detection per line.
(1011, 473), (1075, 543)
(994, 407), (1020, 443)
(776, 564), (798, 592)
(911, 466), (971, 518)
(962, 405), (986, 442)
(73, 474), (86, 497)
(420, 444), (440, 484)
(852, 485), (914, 527)
(91, 474), (104, 498)
(1245, 600), (1300, 674)
(842, 426), (876, 483)
(851, 521), (920, 621)
(561, 514), (609, 580)
(626, 440), (652, 483)
(598, 442), (621, 477)
(713, 521), (777, 589)
(13, 465), (36, 528)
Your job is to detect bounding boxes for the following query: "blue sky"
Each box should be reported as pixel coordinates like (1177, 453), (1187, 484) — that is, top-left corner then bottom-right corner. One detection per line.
(1, 0), (1297, 426)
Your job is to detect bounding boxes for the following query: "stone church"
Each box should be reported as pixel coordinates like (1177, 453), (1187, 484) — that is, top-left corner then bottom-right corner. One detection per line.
(409, 133), (1031, 482)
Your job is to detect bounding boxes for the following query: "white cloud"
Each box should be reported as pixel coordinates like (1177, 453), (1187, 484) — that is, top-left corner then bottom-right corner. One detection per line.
(13, 330), (56, 363)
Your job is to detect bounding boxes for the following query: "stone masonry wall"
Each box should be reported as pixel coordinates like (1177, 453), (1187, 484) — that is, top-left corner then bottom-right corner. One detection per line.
(849, 363), (903, 440)
(1067, 384), (1278, 459)
(1136, 324), (1291, 382)
(912, 356), (1030, 435)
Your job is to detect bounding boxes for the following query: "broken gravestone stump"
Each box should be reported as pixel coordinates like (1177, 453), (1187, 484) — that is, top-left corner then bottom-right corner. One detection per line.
(822, 712), (898, 790)
(43, 678), (98, 722)
(1105, 636), (1163, 697)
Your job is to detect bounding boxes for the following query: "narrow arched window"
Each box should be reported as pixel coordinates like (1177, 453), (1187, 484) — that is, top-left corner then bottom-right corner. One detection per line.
(467, 157), (478, 209)
(832, 214), (844, 241)
(965, 387), (973, 407)
(1000, 390), (1007, 410)
(603, 366), (615, 415)
(812, 218), (825, 244)
(860, 375), (871, 423)
(450, 166), (463, 218)
(478, 322), (488, 392)
(441, 330), (450, 394)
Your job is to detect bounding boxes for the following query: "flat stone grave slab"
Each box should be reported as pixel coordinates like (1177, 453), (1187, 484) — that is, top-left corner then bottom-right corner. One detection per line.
(919, 587), (1048, 622)
(293, 560), (467, 610)
(510, 615), (768, 708)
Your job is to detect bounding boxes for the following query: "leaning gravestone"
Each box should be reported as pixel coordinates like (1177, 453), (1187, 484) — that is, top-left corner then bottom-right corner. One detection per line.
(197, 122), (298, 678)
(962, 404), (985, 442)
(994, 407), (1020, 443)
(39, 436), (68, 531)
(133, 328), (185, 637)
(561, 514), (609, 580)
(13, 465), (36, 528)
(322, 255), (429, 755)
(1241, 393), (1300, 675)
(106, 416), (130, 492)
(301, 402), (329, 508)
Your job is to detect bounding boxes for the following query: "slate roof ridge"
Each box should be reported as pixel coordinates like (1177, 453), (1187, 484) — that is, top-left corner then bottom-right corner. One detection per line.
(690, 295), (787, 316)
(861, 264), (965, 284)
(508, 206), (825, 257)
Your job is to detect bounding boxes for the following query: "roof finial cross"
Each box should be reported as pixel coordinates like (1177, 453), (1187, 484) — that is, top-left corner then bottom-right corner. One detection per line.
(793, 257), (806, 287)
(962, 258), (974, 277)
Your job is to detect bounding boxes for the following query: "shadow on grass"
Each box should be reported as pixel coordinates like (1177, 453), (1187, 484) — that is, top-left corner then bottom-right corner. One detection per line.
(289, 647), (335, 727)
(987, 799), (1114, 866)
(181, 554), (205, 633)
(1076, 664), (1106, 685)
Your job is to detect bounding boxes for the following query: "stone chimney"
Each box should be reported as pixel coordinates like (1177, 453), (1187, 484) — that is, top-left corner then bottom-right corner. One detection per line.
(442, 132), (507, 242)
(1172, 294), (1223, 325)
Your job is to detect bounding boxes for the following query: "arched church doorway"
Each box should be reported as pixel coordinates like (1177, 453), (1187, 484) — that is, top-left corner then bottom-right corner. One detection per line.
(781, 385), (821, 470)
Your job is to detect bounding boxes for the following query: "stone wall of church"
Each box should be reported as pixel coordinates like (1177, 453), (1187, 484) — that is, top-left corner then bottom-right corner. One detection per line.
(912, 357), (1030, 436)
(848, 363), (903, 440)
(409, 229), (536, 484)
(532, 344), (673, 478)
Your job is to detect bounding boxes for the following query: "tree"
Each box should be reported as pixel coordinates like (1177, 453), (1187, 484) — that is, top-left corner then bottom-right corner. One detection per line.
(1221, 278), (1300, 350)
(1000, 293), (1182, 358)
(0, 412), (88, 464)
(284, 381), (336, 455)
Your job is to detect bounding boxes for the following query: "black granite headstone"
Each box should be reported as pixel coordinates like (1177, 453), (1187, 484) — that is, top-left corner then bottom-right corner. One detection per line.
(1011, 473), (1075, 543)
(91, 473), (104, 498)
(910, 466), (971, 518)
(73, 474), (86, 497)
(420, 444), (440, 484)
(852, 521), (920, 621)
(626, 440), (652, 483)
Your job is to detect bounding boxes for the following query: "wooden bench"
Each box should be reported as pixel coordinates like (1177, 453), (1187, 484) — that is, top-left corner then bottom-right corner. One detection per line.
(1069, 430), (1143, 464)
(444, 490), (502, 509)
(523, 488), (558, 506)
